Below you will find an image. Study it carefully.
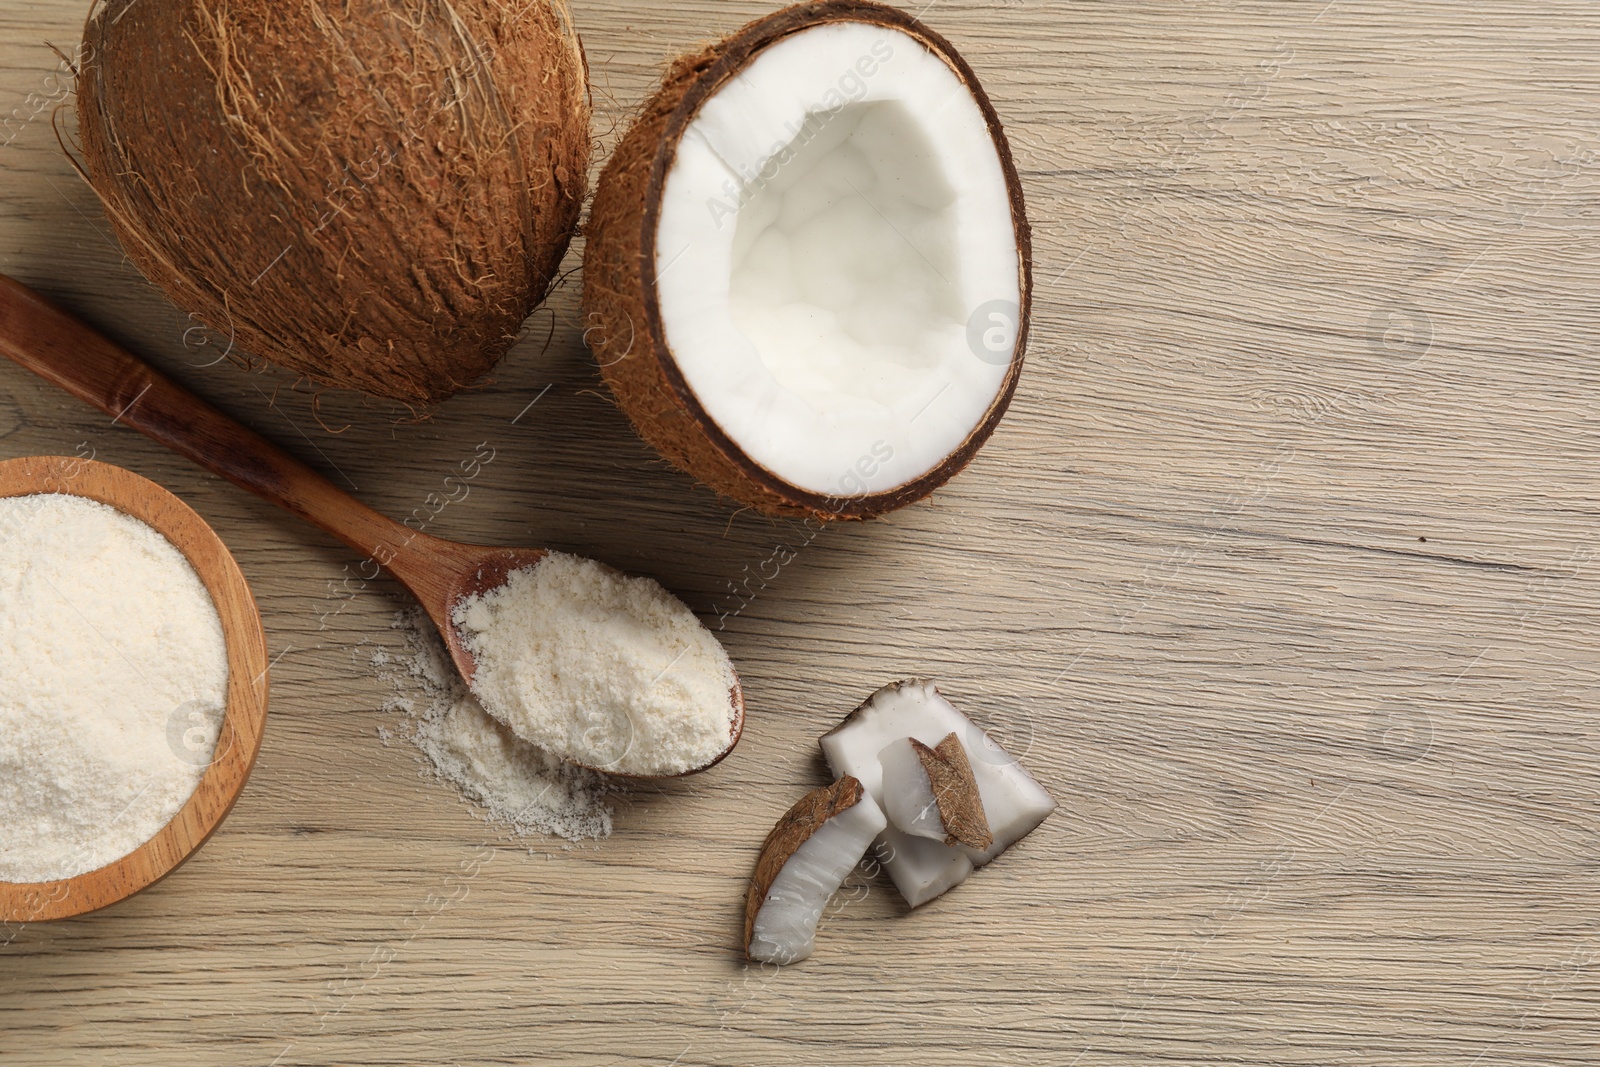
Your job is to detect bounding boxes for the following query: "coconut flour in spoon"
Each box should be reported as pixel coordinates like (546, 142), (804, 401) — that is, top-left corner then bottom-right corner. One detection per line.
(0, 494), (227, 883)
(451, 552), (737, 777)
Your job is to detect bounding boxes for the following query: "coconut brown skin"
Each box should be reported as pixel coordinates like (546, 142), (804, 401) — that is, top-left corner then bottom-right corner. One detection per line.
(744, 775), (867, 959)
(583, 0), (1033, 521)
(915, 733), (993, 851)
(76, 0), (589, 406)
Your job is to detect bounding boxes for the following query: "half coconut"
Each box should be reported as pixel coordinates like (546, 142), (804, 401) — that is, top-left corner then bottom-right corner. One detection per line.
(584, 0), (1031, 519)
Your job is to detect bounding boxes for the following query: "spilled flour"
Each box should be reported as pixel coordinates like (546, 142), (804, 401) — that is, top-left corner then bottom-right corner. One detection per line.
(373, 608), (612, 843)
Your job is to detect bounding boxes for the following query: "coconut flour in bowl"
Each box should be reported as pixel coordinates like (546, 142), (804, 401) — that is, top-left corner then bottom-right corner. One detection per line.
(0, 493), (227, 883)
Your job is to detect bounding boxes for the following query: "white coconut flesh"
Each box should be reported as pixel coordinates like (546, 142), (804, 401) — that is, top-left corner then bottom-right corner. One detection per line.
(654, 21), (1021, 500)
(876, 826), (974, 909)
(748, 792), (887, 965)
(878, 735), (951, 842)
(820, 680), (1055, 907)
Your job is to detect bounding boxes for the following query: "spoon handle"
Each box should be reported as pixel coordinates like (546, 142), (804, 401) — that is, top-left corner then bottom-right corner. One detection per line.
(0, 273), (437, 576)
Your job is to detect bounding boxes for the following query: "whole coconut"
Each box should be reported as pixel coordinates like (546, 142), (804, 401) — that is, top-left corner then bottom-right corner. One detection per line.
(76, 0), (590, 405)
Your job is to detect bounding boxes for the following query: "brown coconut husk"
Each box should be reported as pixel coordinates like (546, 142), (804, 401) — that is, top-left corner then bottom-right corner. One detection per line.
(583, 0), (1032, 521)
(75, 0), (590, 406)
(744, 775), (867, 957)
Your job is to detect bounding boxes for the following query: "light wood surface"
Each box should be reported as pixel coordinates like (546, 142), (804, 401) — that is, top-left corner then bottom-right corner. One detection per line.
(3, 0), (1599, 1064)
(0, 456), (268, 922)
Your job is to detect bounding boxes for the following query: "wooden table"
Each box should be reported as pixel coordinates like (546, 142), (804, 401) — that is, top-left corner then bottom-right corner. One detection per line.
(3, 1), (1599, 1063)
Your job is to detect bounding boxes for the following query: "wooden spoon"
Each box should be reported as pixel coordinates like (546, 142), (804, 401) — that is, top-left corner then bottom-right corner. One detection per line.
(0, 274), (744, 779)
(0, 455), (268, 922)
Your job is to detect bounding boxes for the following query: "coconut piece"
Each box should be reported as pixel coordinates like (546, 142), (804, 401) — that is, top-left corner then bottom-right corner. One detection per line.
(745, 776), (886, 965)
(879, 734), (993, 851)
(874, 827), (974, 909)
(878, 738), (946, 841)
(583, 0), (1032, 520)
(76, 0), (590, 405)
(951, 728), (1058, 869)
(820, 679), (1055, 906)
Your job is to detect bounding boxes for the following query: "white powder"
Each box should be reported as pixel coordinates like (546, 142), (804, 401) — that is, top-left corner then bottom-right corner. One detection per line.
(451, 552), (737, 777)
(0, 494), (228, 883)
(376, 609), (613, 842)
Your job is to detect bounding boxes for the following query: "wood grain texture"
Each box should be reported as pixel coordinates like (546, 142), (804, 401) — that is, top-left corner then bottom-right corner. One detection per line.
(2, 0), (1598, 1064)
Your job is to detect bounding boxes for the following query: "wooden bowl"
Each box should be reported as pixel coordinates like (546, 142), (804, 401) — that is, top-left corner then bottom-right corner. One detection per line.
(0, 456), (269, 922)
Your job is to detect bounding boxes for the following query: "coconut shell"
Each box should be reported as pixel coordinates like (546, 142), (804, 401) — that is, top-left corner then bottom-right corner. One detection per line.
(743, 775), (866, 956)
(915, 733), (993, 851)
(75, 0), (590, 405)
(583, 0), (1032, 521)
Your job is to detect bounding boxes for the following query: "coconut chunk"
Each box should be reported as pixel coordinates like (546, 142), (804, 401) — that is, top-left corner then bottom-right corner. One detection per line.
(820, 679), (1055, 905)
(878, 737), (946, 841)
(879, 734), (993, 851)
(954, 725), (1057, 868)
(874, 826), (974, 908)
(745, 776), (887, 965)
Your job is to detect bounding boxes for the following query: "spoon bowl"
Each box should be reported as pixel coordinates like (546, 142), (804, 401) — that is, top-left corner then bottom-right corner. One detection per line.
(0, 274), (743, 781)
(0, 455), (269, 923)
(393, 537), (745, 778)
